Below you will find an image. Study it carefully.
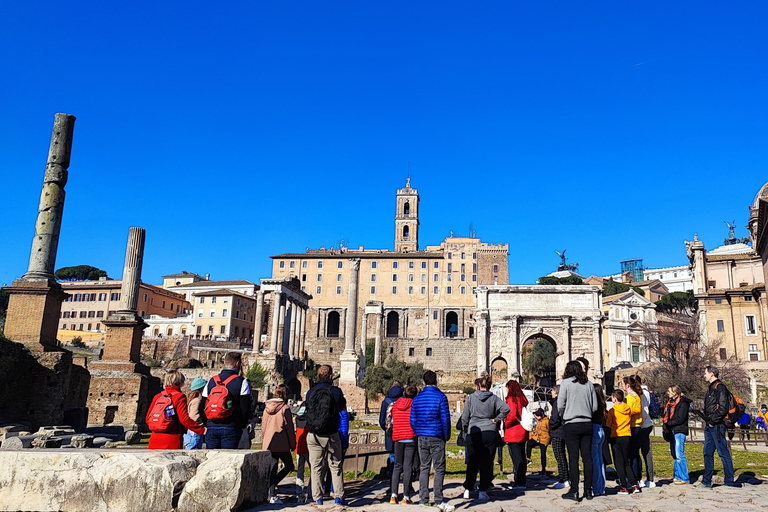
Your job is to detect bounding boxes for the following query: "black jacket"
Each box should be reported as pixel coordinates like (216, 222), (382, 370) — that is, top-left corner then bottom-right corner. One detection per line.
(379, 385), (403, 452)
(305, 380), (346, 433)
(703, 379), (729, 426)
(549, 397), (564, 439)
(664, 396), (692, 435)
(201, 367), (253, 429)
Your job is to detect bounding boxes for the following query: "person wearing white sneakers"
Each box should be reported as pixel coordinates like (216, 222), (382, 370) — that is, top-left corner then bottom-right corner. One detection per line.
(262, 385), (296, 505)
(549, 386), (570, 490)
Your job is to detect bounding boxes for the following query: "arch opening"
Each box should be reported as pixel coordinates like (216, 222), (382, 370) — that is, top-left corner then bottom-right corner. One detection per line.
(521, 335), (557, 386)
(386, 311), (399, 337)
(326, 311), (340, 337)
(445, 311), (458, 338)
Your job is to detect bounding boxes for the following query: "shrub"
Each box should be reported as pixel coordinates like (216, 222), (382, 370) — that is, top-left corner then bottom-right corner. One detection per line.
(245, 361), (268, 389)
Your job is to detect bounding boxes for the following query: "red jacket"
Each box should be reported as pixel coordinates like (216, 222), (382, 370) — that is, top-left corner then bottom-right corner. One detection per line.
(147, 386), (205, 449)
(391, 397), (416, 442)
(503, 395), (529, 444)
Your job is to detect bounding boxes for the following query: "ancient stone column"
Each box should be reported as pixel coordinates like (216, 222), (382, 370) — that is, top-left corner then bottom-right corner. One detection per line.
(374, 312), (383, 365)
(277, 299), (287, 354)
(117, 227), (145, 314)
(254, 290), (265, 351)
(476, 311), (489, 377)
(343, 258), (361, 354)
(269, 290), (282, 352)
(298, 306), (307, 359)
(24, 113), (76, 282)
(288, 300), (298, 358)
(360, 313), (368, 358)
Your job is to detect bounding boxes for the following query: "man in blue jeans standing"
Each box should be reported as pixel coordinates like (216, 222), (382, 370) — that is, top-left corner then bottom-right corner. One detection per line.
(410, 370), (454, 512)
(696, 366), (740, 488)
(201, 352), (252, 449)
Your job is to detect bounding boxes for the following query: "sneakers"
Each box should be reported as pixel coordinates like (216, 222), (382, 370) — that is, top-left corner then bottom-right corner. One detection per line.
(477, 491), (489, 501)
(462, 489), (470, 499)
(401, 497), (413, 505)
(526, 458), (532, 466)
(693, 481), (712, 489)
(316, 499), (324, 505)
(639, 479), (646, 487)
(674, 480), (689, 485)
(552, 482), (566, 489)
(296, 478), (304, 488)
(334, 497), (348, 506)
(269, 496), (283, 504)
(561, 491), (579, 501)
(390, 496), (398, 504)
(631, 486), (641, 494)
(437, 502), (455, 512)
(618, 488), (629, 495)
(646, 480), (656, 488)
(724, 482), (743, 488)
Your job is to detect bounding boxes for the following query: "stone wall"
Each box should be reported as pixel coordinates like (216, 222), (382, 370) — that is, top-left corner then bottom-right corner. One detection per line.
(0, 449), (272, 512)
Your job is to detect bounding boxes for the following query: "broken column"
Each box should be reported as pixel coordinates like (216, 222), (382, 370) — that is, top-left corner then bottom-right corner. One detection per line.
(4, 113), (75, 349)
(86, 227), (160, 429)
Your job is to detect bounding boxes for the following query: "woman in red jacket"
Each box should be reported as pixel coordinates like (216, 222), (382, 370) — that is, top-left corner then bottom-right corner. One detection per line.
(390, 385), (418, 504)
(504, 379), (529, 489)
(147, 370), (206, 449)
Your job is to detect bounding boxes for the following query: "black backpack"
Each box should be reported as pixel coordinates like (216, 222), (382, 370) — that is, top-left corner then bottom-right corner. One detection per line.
(306, 386), (338, 435)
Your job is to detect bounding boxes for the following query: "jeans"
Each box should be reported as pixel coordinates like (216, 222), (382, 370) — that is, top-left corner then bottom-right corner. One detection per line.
(507, 441), (527, 487)
(464, 431), (498, 492)
(418, 437), (447, 504)
(669, 433), (689, 483)
(183, 431), (203, 449)
(703, 424), (734, 485)
(564, 422), (593, 495)
(205, 425), (243, 449)
(591, 424), (606, 494)
(391, 441), (417, 498)
(269, 451), (295, 497)
(296, 453), (308, 485)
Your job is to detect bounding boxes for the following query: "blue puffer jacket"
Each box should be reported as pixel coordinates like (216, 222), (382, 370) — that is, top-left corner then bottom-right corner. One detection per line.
(339, 410), (350, 451)
(410, 385), (451, 440)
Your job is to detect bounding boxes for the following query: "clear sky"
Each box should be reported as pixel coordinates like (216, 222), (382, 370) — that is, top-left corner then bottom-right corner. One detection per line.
(2, 1), (767, 287)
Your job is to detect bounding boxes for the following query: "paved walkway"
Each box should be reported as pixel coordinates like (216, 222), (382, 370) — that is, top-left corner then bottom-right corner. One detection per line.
(248, 472), (766, 512)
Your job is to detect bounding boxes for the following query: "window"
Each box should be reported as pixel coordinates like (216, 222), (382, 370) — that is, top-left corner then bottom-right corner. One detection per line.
(392, 286), (397, 294)
(210, 310), (215, 317)
(301, 286), (306, 292)
(420, 286), (426, 294)
(461, 252), (465, 259)
(79, 311), (87, 318)
(74, 294), (81, 302)
(336, 286), (342, 295)
(211, 297), (217, 304)
(433, 286), (438, 294)
(289, 261), (295, 268)
(87, 323), (92, 330)
(632, 346), (640, 363)
(493, 265), (499, 272)
(236, 298), (240, 306)
(473, 263), (477, 272)
(150, 297), (154, 305)
(447, 286), (452, 294)
(715, 299), (722, 304)
(337, 274), (342, 282)
(302, 274), (307, 282)
(461, 274), (466, 282)
(222, 309), (228, 317)
(318, 261), (323, 268)
(387, 312), (399, 337)
(221, 325), (226, 334)
(408, 274), (414, 282)
(749, 344), (758, 351)
(447, 274), (452, 282)
(660, 274), (664, 279)
(433, 273), (439, 282)
(200, 297), (205, 304)
(717, 320), (725, 332)
(63, 311), (70, 318)
(409, 348), (414, 356)
(408, 286), (414, 295)
(447, 263), (452, 272)
(434, 262), (439, 269)
(473, 252), (477, 259)
(327, 311), (340, 337)
(674, 272), (678, 277)
(338, 261), (343, 269)
(316, 286), (322, 294)
(372, 261), (377, 269)
(371, 274), (377, 282)
(317, 274), (323, 282)
(461, 264), (465, 273)
(745, 296), (753, 302)
(88, 311), (95, 318)
(472, 274), (477, 282)
(426, 348), (433, 356)
(421, 262), (427, 269)
(420, 274), (426, 282)
(469, 327), (474, 338)
(279, 261), (285, 268)
(162, 300), (166, 308)
(99, 293), (107, 301)
(390, 347), (394, 354)
(746, 315), (757, 335)
(460, 286), (466, 294)
(720, 348), (727, 360)
(708, 280), (716, 289)
(393, 261), (399, 269)
(447, 253), (452, 260)
(111, 292), (119, 301)
(302, 261), (308, 268)
(371, 286), (376, 294)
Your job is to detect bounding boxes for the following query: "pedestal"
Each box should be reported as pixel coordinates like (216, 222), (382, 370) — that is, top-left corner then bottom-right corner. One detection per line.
(339, 352), (359, 384)
(101, 313), (147, 363)
(3, 279), (68, 350)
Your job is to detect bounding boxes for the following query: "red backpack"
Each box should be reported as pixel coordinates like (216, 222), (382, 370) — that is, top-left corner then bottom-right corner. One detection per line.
(148, 391), (179, 433)
(204, 375), (239, 420)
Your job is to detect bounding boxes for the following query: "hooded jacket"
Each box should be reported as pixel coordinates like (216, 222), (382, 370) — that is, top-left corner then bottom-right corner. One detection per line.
(504, 395), (530, 443)
(392, 397), (416, 442)
(380, 385), (403, 451)
(261, 399), (296, 453)
(410, 385), (451, 440)
(461, 390), (510, 434)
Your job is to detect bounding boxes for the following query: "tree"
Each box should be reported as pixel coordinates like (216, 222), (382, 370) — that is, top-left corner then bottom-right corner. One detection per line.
(602, 278), (645, 297)
(360, 355), (425, 399)
(655, 291), (696, 315)
(521, 338), (556, 385)
(55, 265), (109, 281)
(245, 361), (268, 389)
(642, 313), (749, 400)
(365, 340), (375, 368)
(538, 276), (584, 285)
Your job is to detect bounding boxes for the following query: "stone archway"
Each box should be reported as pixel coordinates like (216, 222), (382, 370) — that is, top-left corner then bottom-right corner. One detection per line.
(285, 378), (302, 400)
(520, 334), (557, 386)
(491, 357), (508, 384)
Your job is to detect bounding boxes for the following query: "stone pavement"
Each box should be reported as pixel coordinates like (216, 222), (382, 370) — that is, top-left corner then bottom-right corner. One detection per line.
(249, 472), (767, 512)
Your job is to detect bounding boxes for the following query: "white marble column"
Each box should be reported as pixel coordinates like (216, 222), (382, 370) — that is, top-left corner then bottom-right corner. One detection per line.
(343, 258), (361, 354)
(476, 311), (489, 377)
(269, 291), (282, 353)
(288, 300), (298, 357)
(277, 300), (287, 354)
(254, 290), (265, 351)
(360, 312), (368, 357)
(374, 312), (383, 365)
(117, 227), (145, 315)
(298, 306), (307, 359)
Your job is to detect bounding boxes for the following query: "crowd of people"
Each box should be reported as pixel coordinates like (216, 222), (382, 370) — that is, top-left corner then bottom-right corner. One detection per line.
(145, 351), (759, 506)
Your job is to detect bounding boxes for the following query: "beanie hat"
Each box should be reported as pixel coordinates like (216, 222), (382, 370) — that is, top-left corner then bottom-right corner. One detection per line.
(190, 377), (207, 391)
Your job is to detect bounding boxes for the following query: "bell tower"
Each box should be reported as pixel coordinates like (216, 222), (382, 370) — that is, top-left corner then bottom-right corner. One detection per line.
(395, 177), (419, 253)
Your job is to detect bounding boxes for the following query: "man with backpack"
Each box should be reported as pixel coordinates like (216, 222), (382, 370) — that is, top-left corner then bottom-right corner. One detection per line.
(410, 370), (453, 511)
(305, 364), (347, 506)
(200, 352), (252, 449)
(696, 366), (740, 488)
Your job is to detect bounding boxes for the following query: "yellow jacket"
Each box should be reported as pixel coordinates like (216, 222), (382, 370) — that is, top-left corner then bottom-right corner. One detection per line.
(531, 416), (550, 445)
(627, 393), (643, 428)
(607, 402), (633, 437)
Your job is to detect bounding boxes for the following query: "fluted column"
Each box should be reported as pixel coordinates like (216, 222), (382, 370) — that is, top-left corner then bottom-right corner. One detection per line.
(374, 312), (383, 365)
(117, 228), (145, 314)
(288, 300), (298, 358)
(254, 290), (265, 351)
(298, 306), (307, 359)
(269, 291), (283, 352)
(277, 299), (287, 354)
(343, 258), (361, 354)
(24, 113), (76, 282)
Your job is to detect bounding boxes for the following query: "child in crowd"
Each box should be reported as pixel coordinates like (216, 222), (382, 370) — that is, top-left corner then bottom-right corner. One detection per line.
(294, 401), (310, 501)
(606, 389), (641, 495)
(526, 409), (550, 474)
(183, 377), (208, 449)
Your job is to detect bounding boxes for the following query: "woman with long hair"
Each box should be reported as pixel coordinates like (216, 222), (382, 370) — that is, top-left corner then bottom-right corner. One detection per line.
(262, 384), (296, 504)
(591, 383), (607, 496)
(461, 375), (510, 501)
(622, 376), (644, 489)
(557, 361), (598, 501)
(662, 386), (691, 484)
(503, 379), (529, 491)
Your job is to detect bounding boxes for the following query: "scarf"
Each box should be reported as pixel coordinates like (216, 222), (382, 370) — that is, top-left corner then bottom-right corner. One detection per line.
(662, 396), (680, 424)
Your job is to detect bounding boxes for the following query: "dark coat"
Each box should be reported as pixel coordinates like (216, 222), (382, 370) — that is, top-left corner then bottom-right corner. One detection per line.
(703, 379), (729, 426)
(379, 385), (403, 452)
(549, 397), (564, 439)
(664, 396), (692, 435)
(200, 368), (253, 429)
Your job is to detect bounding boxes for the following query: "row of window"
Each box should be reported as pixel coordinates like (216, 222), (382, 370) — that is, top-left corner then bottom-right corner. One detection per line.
(280, 254), (481, 270)
(61, 323), (100, 331)
(67, 292), (119, 302)
(716, 315), (757, 336)
(198, 296), (253, 307)
(62, 310), (105, 318)
(194, 325), (254, 337)
(306, 285), (475, 296)
(197, 309), (254, 320)
(303, 272), (480, 283)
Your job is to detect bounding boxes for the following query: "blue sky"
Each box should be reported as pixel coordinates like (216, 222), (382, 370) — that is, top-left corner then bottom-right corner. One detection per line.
(2, 2), (767, 287)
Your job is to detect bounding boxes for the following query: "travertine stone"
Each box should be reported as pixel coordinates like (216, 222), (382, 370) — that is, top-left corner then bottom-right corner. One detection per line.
(343, 258), (361, 354)
(269, 291), (282, 352)
(117, 227), (146, 314)
(254, 290), (265, 352)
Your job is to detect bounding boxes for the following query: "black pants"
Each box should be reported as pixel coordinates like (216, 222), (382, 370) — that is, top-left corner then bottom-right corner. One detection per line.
(391, 441), (417, 498)
(526, 439), (548, 471)
(630, 426), (643, 481)
(564, 422), (593, 495)
(464, 431), (498, 492)
(270, 451), (295, 492)
(612, 437), (637, 488)
(551, 436), (569, 482)
(507, 441), (527, 487)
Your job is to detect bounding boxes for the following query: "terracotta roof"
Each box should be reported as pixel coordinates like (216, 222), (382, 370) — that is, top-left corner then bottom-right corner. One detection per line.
(194, 289), (255, 300)
(173, 279), (256, 288)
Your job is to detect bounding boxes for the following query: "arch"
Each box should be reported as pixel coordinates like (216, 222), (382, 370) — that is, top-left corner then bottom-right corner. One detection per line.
(445, 311), (458, 338)
(326, 311), (340, 337)
(404, 201), (410, 215)
(403, 225), (410, 239)
(166, 326), (174, 336)
(181, 325), (187, 335)
(386, 311), (399, 337)
(491, 357), (508, 383)
(520, 335), (557, 386)
(153, 327), (160, 336)
(285, 378), (302, 400)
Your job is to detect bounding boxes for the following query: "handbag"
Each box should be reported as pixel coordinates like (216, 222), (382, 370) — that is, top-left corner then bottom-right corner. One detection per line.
(456, 417), (467, 447)
(520, 407), (535, 431)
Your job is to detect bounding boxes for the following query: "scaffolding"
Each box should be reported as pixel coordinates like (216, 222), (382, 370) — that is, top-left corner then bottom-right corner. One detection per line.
(620, 259), (644, 282)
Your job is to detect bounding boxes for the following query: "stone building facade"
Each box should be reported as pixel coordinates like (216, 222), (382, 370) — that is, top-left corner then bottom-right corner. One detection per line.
(270, 180), (509, 385)
(601, 290), (658, 368)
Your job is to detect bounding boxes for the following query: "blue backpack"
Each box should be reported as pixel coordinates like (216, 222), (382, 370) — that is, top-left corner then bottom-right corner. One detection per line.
(648, 392), (661, 419)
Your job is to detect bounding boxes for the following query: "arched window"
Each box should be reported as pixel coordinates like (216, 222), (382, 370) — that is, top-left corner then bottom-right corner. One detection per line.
(403, 225), (410, 239)
(445, 311), (459, 338)
(166, 326), (174, 336)
(153, 327), (160, 336)
(404, 201), (410, 215)
(386, 311), (399, 338)
(327, 311), (340, 337)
